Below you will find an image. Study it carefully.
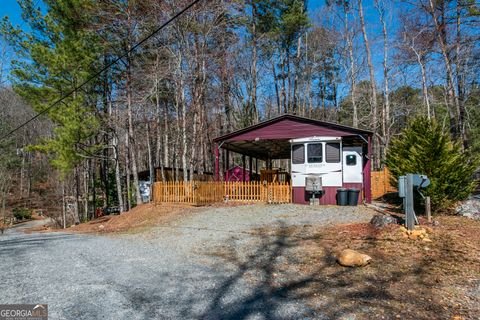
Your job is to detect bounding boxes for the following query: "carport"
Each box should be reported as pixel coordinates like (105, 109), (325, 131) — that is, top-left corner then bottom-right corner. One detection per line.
(213, 114), (373, 204)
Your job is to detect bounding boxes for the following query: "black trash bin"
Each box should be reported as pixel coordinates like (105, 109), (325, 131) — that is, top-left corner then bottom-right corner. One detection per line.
(337, 188), (348, 206)
(347, 188), (360, 206)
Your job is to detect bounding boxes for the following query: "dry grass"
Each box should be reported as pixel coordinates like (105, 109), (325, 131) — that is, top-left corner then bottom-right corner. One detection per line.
(207, 216), (480, 320)
(313, 218), (479, 319)
(68, 203), (204, 234)
(24, 203), (203, 234)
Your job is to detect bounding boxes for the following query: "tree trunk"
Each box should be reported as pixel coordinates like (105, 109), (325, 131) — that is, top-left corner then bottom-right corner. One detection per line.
(163, 100), (169, 169)
(154, 80), (165, 181)
(74, 167), (80, 224)
(189, 110), (197, 180)
(418, 54), (431, 118)
(286, 50), (292, 113)
(113, 133), (124, 213)
(272, 60), (281, 115)
(251, 2), (258, 123)
(428, 0), (460, 140)
(126, 52), (142, 205)
(146, 122), (154, 187)
(110, 98), (124, 213)
(180, 78), (188, 182)
(358, 0), (379, 168)
(125, 131), (131, 210)
(62, 181), (66, 228)
(375, 0), (391, 158)
(293, 36), (301, 115)
(455, 2), (467, 148)
(344, 5), (358, 127)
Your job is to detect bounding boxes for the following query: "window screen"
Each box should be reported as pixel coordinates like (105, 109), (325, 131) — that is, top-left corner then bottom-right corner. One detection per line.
(346, 154), (357, 166)
(292, 144), (304, 164)
(307, 143), (323, 163)
(326, 143), (341, 163)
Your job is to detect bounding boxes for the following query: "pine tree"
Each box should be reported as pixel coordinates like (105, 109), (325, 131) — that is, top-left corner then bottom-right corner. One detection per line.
(1, 0), (101, 174)
(385, 117), (479, 212)
(2, 0), (103, 223)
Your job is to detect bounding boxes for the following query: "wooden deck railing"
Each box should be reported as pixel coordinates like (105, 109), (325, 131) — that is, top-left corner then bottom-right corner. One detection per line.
(224, 181), (291, 203)
(153, 181), (291, 205)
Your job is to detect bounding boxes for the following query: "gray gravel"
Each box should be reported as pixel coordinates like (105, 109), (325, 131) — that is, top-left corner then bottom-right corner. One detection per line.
(0, 204), (375, 319)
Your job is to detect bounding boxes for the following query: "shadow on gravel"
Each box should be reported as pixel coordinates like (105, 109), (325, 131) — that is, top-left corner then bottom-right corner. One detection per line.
(192, 222), (450, 320)
(0, 234), (78, 255)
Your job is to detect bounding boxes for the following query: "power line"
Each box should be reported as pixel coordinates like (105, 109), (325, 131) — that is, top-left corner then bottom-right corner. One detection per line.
(0, 0), (203, 142)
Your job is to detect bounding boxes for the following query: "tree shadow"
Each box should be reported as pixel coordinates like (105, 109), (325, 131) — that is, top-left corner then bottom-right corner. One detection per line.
(188, 222), (460, 320)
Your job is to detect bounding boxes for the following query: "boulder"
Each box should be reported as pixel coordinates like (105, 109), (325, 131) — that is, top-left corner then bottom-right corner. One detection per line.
(370, 215), (398, 228)
(455, 196), (480, 220)
(337, 249), (372, 267)
(410, 228), (426, 237)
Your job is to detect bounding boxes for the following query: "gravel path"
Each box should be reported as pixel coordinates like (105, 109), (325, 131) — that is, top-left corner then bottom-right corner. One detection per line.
(0, 204), (375, 319)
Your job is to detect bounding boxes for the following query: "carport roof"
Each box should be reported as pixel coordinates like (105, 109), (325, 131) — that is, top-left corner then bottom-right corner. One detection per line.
(214, 114), (372, 159)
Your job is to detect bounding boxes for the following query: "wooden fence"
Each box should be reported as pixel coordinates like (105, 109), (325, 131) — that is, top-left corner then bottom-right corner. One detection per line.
(154, 169), (398, 204)
(152, 181), (223, 205)
(153, 181), (291, 205)
(371, 167), (397, 199)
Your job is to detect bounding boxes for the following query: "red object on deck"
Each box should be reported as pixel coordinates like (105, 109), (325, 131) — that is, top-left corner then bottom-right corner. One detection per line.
(225, 165), (251, 182)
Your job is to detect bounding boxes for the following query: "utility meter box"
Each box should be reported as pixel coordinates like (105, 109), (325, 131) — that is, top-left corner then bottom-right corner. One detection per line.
(305, 176), (322, 192)
(398, 176), (406, 198)
(412, 174), (430, 187)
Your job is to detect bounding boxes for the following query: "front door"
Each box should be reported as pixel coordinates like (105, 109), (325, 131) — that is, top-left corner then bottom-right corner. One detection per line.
(342, 147), (363, 183)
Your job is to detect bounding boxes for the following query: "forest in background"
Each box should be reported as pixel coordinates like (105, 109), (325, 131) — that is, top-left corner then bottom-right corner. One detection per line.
(0, 0), (479, 225)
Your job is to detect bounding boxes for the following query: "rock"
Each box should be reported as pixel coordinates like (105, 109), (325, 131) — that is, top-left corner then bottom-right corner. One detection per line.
(455, 196), (480, 220)
(408, 234), (419, 240)
(411, 228), (426, 237)
(406, 228), (428, 240)
(422, 237), (432, 242)
(98, 225), (105, 230)
(337, 249), (372, 267)
(370, 215), (398, 228)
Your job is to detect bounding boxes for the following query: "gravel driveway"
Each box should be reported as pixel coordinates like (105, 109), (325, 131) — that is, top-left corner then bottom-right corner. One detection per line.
(0, 204), (375, 319)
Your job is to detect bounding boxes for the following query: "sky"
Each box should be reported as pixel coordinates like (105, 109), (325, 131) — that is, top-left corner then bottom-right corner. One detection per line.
(0, 0), (396, 89)
(1, 0), (44, 30)
(2, 0), (24, 24)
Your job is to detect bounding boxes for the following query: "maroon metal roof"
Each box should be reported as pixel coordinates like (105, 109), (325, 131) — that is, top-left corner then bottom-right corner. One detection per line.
(214, 114), (372, 143)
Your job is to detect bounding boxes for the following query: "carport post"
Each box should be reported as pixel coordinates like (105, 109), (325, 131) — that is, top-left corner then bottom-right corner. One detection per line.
(364, 136), (372, 203)
(242, 154), (246, 182)
(248, 156), (252, 181)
